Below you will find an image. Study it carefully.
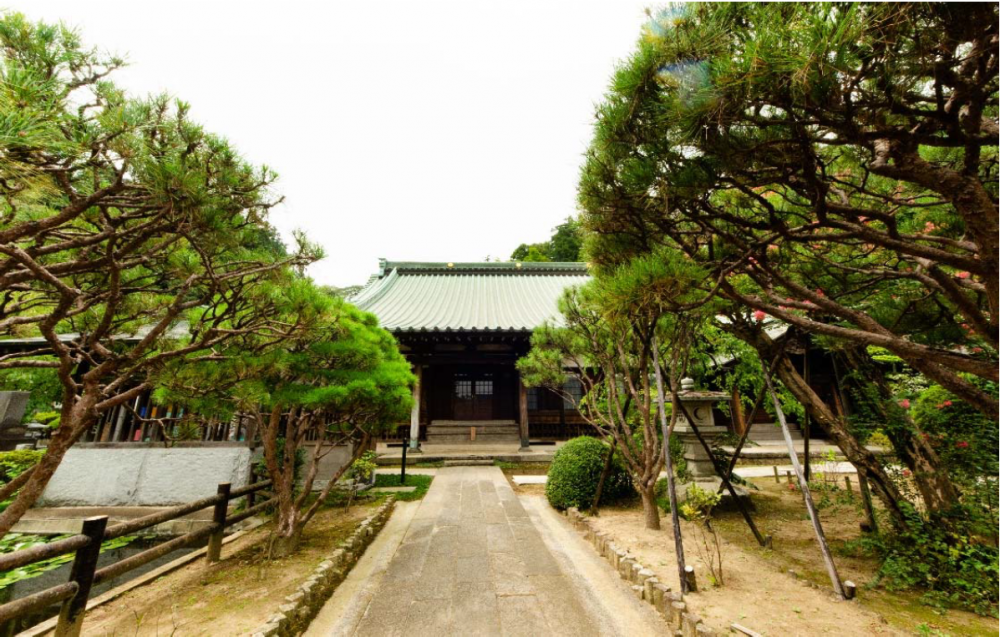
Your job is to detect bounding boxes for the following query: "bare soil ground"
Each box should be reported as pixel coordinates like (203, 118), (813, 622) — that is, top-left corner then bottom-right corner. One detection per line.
(587, 475), (996, 637)
(80, 504), (374, 636)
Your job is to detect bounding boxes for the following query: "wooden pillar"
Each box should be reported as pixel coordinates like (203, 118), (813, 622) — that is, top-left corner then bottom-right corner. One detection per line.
(518, 377), (530, 452)
(409, 365), (422, 452)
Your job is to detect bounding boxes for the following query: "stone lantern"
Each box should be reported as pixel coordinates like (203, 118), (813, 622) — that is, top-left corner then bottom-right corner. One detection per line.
(672, 378), (747, 503)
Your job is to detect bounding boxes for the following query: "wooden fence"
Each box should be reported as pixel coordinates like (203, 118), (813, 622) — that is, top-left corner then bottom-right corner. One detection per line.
(0, 479), (274, 636)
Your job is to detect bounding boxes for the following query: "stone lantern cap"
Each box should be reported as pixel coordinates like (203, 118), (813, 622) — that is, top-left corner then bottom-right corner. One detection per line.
(676, 378), (729, 402)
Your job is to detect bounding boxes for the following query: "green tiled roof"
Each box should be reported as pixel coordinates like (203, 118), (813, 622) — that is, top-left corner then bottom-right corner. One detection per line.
(351, 260), (591, 332)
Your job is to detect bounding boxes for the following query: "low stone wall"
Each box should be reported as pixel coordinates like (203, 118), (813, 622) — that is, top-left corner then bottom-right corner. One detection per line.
(563, 507), (716, 637)
(251, 496), (397, 637)
(39, 444), (252, 506)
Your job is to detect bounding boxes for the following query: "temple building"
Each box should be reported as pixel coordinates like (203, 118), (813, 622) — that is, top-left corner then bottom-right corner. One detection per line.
(351, 259), (592, 450)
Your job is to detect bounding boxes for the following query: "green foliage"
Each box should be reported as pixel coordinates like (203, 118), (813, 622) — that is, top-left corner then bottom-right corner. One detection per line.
(0, 450), (43, 513)
(679, 484), (721, 522)
(863, 509), (998, 616)
(347, 451), (378, 485)
(545, 437), (633, 510)
(578, 1), (998, 417)
(654, 477), (673, 512)
(668, 434), (688, 483)
(0, 532), (136, 588)
(911, 384), (999, 481)
(254, 439), (306, 488)
(0, 369), (61, 423)
(0, 450), (43, 484)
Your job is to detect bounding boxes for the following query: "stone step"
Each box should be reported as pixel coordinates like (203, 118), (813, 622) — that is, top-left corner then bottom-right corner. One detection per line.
(426, 434), (520, 444)
(748, 428), (803, 440)
(442, 459), (495, 467)
(427, 424), (520, 433)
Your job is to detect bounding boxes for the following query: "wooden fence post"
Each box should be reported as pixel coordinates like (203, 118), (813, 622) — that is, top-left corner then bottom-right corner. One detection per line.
(206, 483), (231, 563)
(54, 515), (108, 637)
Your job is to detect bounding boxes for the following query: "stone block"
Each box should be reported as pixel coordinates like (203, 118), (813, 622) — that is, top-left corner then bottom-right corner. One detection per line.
(643, 575), (657, 603)
(631, 584), (644, 599)
(267, 612), (287, 628)
(251, 623), (280, 637)
(631, 562), (643, 583)
(670, 601), (686, 627)
(652, 582), (670, 614)
(695, 623), (714, 636)
(619, 557), (635, 580)
(682, 613), (702, 637)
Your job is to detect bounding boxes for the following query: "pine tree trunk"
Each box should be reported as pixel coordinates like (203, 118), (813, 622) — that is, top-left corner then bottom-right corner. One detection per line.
(271, 524), (302, 558)
(0, 398), (94, 536)
(640, 483), (661, 530)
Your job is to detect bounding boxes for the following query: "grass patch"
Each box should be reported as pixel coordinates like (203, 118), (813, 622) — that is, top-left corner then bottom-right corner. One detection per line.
(413, 461), (444, 468)
(494, 460), (550, 473)
(373, 473), (433, 501)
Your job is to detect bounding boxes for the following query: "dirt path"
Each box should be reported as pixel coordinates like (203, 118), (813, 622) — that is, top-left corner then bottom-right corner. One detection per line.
(587, 507), (903, 636)
(307, 466), (666, 636)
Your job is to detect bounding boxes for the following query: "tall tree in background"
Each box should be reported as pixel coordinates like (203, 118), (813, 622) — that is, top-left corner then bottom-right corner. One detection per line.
(519, 251), (712, 529)
(0, 14), (317, 534)
(511, 216), (584, 262)
(157, 278), (413, 556)
(578, 2), (997, 521)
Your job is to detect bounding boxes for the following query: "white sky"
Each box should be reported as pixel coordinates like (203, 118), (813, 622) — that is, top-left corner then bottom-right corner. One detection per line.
(8, 1), (652, 286)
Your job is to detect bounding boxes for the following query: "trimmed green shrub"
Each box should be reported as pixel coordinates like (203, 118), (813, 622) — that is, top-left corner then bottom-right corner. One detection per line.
(546, 436), (632, 510)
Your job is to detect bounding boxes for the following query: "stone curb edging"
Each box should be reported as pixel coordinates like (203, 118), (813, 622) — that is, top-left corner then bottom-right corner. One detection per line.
(251, 496), (397, 637)
(563, 506), (715, 637)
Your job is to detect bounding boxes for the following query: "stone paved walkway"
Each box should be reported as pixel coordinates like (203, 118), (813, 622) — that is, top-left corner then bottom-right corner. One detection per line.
(310, 466), (662, 636)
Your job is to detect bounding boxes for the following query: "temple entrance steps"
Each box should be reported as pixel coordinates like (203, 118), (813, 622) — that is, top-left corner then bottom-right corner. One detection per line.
(425, 419), (520, 444)
(746, 421), (803, 444)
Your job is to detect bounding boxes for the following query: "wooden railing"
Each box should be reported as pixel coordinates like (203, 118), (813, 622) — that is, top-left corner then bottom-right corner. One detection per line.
(0, 479), (274, 636)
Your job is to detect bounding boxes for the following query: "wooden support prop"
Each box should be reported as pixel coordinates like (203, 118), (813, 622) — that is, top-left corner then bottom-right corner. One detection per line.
(55, 516), (108, 637)
(773, 466), (780, 484)
(760, 361), (846, 600)
(844, 476), (853, 496)
(673, 400), (771, 548)
(652, 341), (689, 594)
(786, 471), (793, 484)
(858, 473), (879, 534)
(731, 623), (764, 637)
(206, 482), (231, 563)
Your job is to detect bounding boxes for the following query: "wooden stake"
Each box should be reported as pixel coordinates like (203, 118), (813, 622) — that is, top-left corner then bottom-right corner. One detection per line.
(773, 466), (780, 483)
(761, 360), (846, 600)
(844, 476), (853, 496)
(652, 341), (689, 594)
(843, 580), (857, 600)
(683, 564), (698, 592)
